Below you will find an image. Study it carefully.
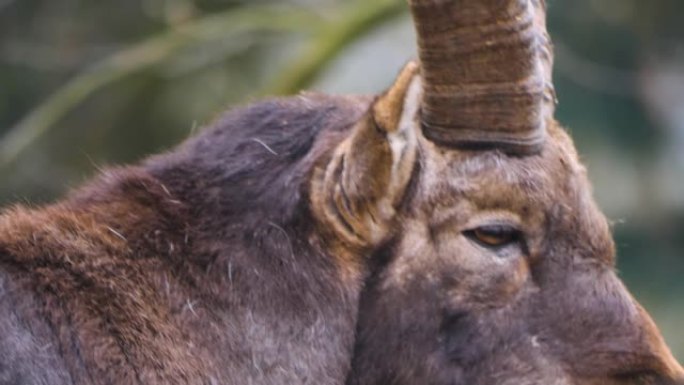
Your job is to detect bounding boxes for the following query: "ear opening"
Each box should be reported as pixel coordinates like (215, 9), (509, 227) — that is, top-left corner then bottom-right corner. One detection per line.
(311, 62), (422, 249)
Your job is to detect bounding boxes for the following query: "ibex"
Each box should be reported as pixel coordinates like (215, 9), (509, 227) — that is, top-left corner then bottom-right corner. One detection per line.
(1, 0), (682, 384)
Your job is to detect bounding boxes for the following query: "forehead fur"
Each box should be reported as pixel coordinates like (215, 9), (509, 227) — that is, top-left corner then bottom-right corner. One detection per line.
(417, 122), (583, 206)
(407, 121), (615, 264)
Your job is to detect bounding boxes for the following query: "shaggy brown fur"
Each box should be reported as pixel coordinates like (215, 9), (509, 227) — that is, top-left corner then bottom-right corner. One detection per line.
(1, 170), (209, 383)
(0, 96), (370, 384)
(1, 66), (681, 385)
(1, 1), (683, 384)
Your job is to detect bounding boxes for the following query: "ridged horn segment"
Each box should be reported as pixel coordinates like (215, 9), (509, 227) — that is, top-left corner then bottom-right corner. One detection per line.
(409, 0), (554, 153)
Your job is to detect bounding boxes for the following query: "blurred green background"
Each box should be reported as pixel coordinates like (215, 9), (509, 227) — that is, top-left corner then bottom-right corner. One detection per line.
(0, 0), (682, 359)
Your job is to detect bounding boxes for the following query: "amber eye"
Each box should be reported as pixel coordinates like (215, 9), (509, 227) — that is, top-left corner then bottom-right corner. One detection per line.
(464, 225), (521, 249)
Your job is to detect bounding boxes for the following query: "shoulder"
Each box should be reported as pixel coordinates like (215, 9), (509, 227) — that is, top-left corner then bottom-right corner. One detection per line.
(0, 168), (199, 383)
(0, 167), (188, 267)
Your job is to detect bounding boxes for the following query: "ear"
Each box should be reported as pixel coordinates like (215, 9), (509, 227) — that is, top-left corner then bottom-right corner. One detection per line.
(311, 62), (422, 249)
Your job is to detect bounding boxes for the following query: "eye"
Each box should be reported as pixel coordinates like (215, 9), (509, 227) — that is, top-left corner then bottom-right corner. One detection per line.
(464, 225), (521, 249)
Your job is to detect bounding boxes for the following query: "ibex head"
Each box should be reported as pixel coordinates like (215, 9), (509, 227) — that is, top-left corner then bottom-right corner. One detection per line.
(310, 1), (683, 383)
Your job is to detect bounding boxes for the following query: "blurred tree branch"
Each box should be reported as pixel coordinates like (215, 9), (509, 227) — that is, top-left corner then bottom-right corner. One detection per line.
(268, 0), (406, 95)
(0, 5), (321, 167)
(0, 0), (408, 168)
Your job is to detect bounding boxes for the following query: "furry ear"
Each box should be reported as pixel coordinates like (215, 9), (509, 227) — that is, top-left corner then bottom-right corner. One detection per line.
(311, 62), (421, 249)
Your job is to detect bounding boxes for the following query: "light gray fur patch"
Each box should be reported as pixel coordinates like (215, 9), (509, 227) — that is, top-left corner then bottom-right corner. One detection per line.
(0, 269), (72, 385)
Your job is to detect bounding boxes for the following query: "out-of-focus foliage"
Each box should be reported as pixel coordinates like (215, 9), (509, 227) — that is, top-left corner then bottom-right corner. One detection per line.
(1, 0), (683, 358)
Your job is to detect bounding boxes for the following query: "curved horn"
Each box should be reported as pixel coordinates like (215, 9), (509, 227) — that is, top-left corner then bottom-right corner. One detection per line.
(409, 0), (554, 153)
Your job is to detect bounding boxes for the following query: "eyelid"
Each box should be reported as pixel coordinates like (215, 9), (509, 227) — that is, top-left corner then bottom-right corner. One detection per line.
(464, 222), (521, 235)
(470, 224), (518, 233)
(462, 211), (523, 232)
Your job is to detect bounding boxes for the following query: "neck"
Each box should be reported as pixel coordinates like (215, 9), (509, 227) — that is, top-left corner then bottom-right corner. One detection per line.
(139, 96), (374, 384)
